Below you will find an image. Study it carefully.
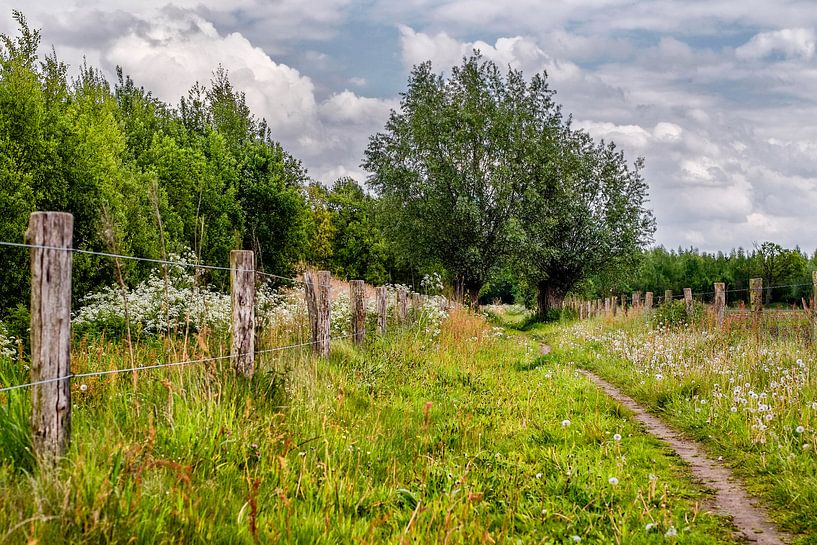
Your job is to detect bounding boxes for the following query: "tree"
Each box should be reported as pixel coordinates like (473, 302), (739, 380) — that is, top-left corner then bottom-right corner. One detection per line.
(363, 53), (557, 305)
(752, 241), (807, 304)
(517, 127), (655, 318)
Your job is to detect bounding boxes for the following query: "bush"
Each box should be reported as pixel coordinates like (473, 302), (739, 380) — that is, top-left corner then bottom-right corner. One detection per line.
(651, 299), (704, 329)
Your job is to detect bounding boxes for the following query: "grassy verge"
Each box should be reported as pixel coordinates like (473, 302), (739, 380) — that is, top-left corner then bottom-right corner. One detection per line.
(0, 309), (738, 543)
(539, 310), (817, 544)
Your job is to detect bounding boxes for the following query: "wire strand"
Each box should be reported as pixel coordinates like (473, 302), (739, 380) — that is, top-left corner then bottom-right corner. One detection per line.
(0, 240), (313, 285)
(0, 334), (356, 393)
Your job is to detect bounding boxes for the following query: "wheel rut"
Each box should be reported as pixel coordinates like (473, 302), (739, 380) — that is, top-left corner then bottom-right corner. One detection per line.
(540, 344), (791, 544)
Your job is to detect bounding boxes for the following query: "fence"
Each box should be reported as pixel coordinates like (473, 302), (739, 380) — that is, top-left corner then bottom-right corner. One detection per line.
(563, 273), (817, 340)
(0, 212), (448, 464)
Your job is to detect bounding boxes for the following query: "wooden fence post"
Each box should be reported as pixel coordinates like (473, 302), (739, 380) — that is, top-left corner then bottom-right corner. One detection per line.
(664, 290), (672, 304)
(750, 277), (763, 324)
(604, 297), (610, 315)
(684, 288), (693, 318)
(611, 296), (617, 317)
(632, 291), (640, 311)
(714, 282), (725, 327)
(230, 250), (255, 378)
(350, 280), (365, 345)
(812, 271), (817, 343)
(318, 270), (331, 357)
(304, 272), (318, 350)
(397, 287), (408, 324)
(620, 294), (627, 316)
(645, 291), (653, 310)
(376, 286), (387, 335)
(28, 211), (73, 461)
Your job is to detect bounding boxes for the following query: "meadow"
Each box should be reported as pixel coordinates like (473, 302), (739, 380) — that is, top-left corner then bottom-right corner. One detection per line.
(539, 304), (817, 544)
(0, 283), (742, 544)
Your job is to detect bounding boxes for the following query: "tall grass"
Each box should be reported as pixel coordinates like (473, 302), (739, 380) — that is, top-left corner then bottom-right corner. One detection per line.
(0, 308), (739, 543)
(548, 306), (817, 543)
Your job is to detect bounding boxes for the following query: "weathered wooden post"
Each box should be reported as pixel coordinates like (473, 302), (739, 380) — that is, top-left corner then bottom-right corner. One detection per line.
(397, 287), (408, 324)
(664, 290), (673, 304)
(684, 288), (693, 318)
(376, 286), (387, 335)
(604, 297), (610, 316)
(620, 294), (627, 316)
(230, 250), (255, 377)
(632, 291), (640, 311)
(318, 270), (331, 357)
(611, 296), (617, 317)
(812, 272), (817, 343)
(350, 280), (365, 345)
(750, 277), (763, 324)
(28, 211), (73, 461)
(645, 291), (653, 310)
(714, 282), (725, 327)
(304, 272), (319, 349)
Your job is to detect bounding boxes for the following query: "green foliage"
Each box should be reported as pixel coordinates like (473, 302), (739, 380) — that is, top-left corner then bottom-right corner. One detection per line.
(0, 13), (312, 315)
(364, 53), (544, 299)
(517, 126), (655, 317)
(651, 299), (704, 329)
(620, 244), (814, 306)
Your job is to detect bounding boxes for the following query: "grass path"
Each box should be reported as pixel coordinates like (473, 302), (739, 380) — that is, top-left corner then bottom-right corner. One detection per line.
(576, 365), (789, 544)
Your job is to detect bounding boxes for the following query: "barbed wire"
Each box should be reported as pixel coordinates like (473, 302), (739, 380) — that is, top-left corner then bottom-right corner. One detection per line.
(0, 334), (355, 394)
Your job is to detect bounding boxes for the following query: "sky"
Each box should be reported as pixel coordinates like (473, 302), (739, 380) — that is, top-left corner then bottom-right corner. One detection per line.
(3, 1), (817, 253)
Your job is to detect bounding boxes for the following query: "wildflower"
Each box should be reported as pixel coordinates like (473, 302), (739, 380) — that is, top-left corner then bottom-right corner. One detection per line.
(648, 473), (657, 481)
(803, 443), (811, 450)
(535, 472), (543, 479)
(608, 476), (619, 485)
(665, 526), (677, 537)
(571, 536), (581, 543)
(79, 384), (88, 392)
(645, 522), (656, 531)
(561, 419), (571, 427)
(796, 426), (805, 434)
(613, 433), (622, 441)
(730, 406), (737, 413)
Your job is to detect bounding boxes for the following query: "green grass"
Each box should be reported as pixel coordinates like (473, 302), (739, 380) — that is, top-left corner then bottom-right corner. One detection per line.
(539, 310), (817, 545)
(0, 310), (738, 543)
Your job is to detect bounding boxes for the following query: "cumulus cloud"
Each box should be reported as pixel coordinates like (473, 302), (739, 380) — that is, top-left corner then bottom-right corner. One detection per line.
(736, 28), (816, 60)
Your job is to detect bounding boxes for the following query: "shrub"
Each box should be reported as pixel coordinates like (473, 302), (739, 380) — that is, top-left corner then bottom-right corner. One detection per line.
(651, 299), (704, 329)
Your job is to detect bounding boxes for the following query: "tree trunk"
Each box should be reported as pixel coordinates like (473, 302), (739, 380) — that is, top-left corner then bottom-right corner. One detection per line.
(536, 280), (564, 319)
(454, 277), (482, 309)
(465, 282), (482, 310)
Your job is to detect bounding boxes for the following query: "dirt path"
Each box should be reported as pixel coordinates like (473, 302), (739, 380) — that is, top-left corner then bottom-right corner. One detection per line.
(540, 344), (790, 544)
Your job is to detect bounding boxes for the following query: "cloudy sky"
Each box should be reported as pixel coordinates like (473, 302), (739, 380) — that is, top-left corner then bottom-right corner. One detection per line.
(4, 1), (817, 252)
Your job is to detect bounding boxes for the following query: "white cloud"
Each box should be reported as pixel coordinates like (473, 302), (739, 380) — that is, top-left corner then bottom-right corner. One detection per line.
(736, 28), (816, 60)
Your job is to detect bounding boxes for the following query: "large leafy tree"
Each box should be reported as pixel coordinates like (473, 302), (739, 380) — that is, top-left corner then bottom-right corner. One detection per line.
(363, 53), (559, 304)
(518, 126), (655, 317)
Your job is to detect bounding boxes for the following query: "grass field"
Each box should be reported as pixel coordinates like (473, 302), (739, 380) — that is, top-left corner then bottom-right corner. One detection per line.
(0, 307), (742, 544)
(534, 307), (817, 545)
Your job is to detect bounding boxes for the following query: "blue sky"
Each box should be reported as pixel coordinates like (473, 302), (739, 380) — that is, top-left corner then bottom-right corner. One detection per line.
(5, 1), (817, 252)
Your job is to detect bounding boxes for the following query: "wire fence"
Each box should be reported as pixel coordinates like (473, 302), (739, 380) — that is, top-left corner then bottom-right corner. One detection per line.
(0, 240), (310, 285)
(0, 335), (356, 394)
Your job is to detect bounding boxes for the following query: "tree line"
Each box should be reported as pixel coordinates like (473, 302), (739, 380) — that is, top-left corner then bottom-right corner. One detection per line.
(616, 243), (817, 306)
